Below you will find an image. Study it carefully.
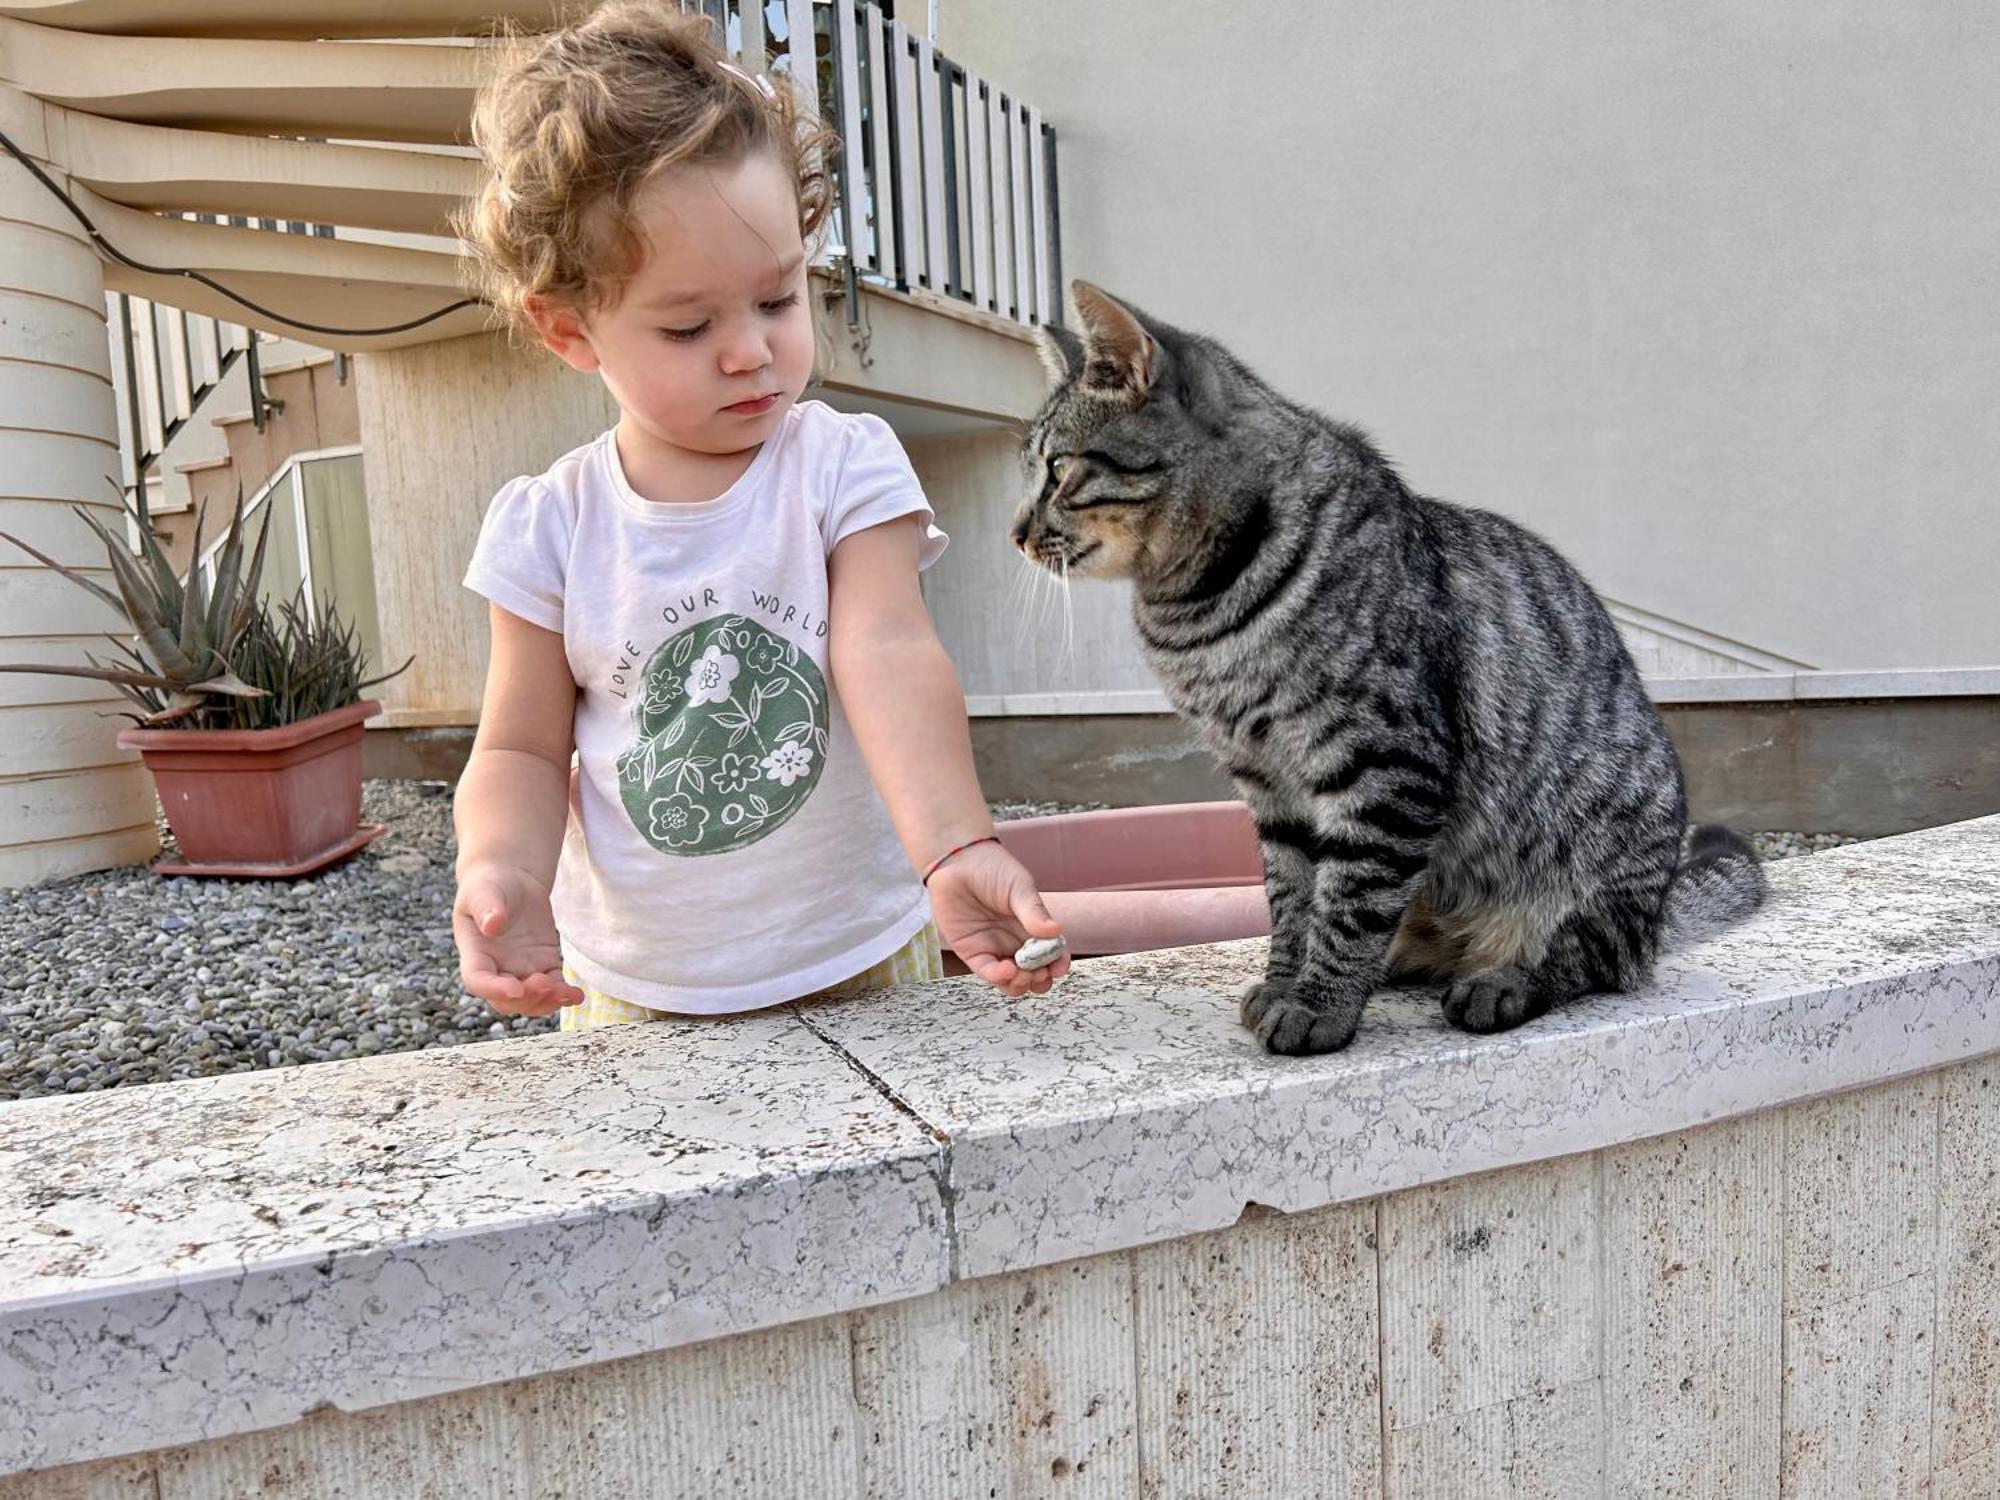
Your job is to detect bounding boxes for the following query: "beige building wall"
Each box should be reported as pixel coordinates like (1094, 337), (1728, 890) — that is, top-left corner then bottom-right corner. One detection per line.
(354, 329), (619, 726)
(941, 0), (2000, 672)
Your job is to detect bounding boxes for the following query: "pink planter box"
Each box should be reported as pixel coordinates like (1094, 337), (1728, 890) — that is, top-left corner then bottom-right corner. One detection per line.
(117, 699), (384, 878)
(990, 801), (1272, 963)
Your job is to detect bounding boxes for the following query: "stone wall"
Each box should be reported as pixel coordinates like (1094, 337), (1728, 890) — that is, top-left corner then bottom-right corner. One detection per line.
(3, 817), (1997, 1498)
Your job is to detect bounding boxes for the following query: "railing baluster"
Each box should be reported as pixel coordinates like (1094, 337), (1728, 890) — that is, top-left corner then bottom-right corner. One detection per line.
(966, 73), (993, 314)
(890, 20), (922, 291)
(166, 308), (194, 426)
(915, 34), (947, 294)
(783, 0), (828, 262)
(737, 0), (765, 69)
(986, 83), (1012, 316)
(831, 0), (866, 269)
(1043, 122), (1064, 327)
(246, 331), (267, 434)
(864, 4), (897, 285)
(110, 295), (142, 492)
(1028, 105), (1051, 325)
(128, 297), (164, 462)
(194, 313), (222, 390)
(784, 0), (817, 119)
(1008, 99), (1031, 324)
(939, 61), (963, 300)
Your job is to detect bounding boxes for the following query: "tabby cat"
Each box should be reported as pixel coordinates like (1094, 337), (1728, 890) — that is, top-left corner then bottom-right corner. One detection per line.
(1013, 282), (1766, 1055)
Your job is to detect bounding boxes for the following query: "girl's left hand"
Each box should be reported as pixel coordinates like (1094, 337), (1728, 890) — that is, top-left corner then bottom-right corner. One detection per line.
(926, 841), (1071, 997)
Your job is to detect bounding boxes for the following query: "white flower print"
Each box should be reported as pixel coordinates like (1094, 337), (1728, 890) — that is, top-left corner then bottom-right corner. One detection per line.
(713, 752), (762, 796)
(683, 643), (741, 707)
(642, 673), (679, 715)
(647, 793), (709, 848)
(761, 739), (815, 787)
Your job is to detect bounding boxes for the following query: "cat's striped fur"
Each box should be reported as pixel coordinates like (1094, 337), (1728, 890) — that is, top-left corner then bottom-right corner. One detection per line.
(1012, 283), (1766, 1054)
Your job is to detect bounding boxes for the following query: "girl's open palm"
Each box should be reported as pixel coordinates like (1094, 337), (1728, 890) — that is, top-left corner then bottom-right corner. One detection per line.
(453, 864), (585, 1016)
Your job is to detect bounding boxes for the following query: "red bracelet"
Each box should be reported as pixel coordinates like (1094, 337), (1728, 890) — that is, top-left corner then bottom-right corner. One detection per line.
(921, 834), (1001, 887)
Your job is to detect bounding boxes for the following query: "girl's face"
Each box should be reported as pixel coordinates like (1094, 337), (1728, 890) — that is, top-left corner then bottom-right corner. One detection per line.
(534, 152), (815, 459)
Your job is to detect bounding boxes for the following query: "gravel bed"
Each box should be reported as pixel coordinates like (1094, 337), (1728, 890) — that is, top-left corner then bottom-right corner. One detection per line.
(1746, 830), (1859, 861)
(0, 782), (1859, 1102)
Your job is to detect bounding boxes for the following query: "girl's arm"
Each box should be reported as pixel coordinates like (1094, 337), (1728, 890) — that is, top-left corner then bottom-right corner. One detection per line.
(452, 602), (586, 1015)
(828, 517), (1068, 996)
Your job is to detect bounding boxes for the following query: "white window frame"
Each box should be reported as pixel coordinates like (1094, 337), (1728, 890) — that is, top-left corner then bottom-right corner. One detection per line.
(192, 444), (365, 606)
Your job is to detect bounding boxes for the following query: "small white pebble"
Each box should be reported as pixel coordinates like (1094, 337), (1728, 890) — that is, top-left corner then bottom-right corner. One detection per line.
(1013, 935), (1067, 971)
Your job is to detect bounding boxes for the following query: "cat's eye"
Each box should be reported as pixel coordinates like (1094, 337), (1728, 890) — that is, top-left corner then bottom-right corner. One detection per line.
(1047, 454), (1074, 481)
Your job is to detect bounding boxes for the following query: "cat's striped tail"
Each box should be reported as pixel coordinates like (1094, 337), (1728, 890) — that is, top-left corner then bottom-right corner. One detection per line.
(1660, 824), (1768, 948)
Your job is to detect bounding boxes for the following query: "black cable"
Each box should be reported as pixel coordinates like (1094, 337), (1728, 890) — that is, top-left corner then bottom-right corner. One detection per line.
(0, 123), (484, 338)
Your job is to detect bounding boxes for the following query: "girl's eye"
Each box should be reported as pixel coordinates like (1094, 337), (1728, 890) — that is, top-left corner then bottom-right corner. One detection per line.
(760, 292), (801, 314)
(660, 322), (708, 343)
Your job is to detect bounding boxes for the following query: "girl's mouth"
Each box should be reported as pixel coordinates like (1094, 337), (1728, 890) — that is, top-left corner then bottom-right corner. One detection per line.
(723, 393), (780, 416)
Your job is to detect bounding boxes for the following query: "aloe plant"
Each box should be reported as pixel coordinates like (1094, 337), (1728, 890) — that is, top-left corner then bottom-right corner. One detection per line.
(0, 485), (407, 730)
(213, 588), (412, 733)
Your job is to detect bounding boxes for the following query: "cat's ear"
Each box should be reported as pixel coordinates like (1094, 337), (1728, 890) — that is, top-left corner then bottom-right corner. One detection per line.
(1070, 281), (1156, 395)
(1034, 324), (1085, 387)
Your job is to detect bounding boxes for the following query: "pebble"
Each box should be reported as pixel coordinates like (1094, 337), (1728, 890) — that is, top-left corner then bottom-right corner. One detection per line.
(0, 779), (1857, 1100)
(1013, 935), (1068, 971)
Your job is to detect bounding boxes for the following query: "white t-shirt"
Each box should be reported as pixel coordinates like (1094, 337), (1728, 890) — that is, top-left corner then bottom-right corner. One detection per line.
(462, 400), (948, 1013)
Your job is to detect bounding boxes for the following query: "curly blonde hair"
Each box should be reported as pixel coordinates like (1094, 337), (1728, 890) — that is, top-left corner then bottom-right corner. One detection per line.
(458, 2), (837, 331)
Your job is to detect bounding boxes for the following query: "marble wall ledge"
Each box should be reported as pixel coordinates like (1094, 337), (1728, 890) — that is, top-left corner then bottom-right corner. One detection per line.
(3, 816), (1998, 1478)
(0, 1011), (951, 1477)
(807, 816), (2000, 1277)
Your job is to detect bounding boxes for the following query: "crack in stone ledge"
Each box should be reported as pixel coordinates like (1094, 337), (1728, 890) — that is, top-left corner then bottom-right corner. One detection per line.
(789, 1007), (962, 1283)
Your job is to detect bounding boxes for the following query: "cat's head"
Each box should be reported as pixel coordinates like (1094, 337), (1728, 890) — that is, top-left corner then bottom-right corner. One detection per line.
(1011, 281), (1256, 592)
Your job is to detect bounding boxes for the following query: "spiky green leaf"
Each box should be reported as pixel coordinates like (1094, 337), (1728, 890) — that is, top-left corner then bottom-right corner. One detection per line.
(67, 506), (200, 681)
(0, 661), (183, 690)
(187, 669), (267, 699)
(178, 501), (208, 665)
(230, 504), (273, 641)
(205, 491), (248, 648)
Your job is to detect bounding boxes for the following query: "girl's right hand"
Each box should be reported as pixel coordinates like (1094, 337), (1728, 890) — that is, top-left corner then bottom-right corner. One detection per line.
(453, 862), (586, 1017)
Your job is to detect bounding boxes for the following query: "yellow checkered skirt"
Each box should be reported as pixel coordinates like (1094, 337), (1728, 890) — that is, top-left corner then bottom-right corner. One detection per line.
(559, 922), (943, 1030)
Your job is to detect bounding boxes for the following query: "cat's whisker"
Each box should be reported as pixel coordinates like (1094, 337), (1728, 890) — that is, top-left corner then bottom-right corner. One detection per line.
(1018, 548), (1050, 649)
(1057, 555), (1077, 673)
(1036, 552), (1063, 667)
(1005, 549), (1036, 648)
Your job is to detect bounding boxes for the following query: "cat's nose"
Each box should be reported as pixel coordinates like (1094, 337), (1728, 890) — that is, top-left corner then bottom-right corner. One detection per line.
(1009, 515), (1032, 551)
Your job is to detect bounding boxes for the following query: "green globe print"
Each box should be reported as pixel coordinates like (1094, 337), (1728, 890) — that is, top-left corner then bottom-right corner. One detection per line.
(615, 614), (829, 857)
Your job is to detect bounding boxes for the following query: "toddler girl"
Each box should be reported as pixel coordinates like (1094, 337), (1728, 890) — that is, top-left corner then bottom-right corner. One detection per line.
(450, 2), (1067, 1026)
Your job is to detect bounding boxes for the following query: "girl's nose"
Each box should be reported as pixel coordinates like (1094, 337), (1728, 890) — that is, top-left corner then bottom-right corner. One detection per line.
(719, 321), (773, 375)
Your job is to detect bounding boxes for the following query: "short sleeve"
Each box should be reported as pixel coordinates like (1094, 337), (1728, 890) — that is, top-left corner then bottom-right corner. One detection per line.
(461, 475), (574, 632)
(823, 413), (949, 570)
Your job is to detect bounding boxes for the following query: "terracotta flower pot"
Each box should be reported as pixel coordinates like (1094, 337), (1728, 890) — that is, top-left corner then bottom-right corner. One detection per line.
(942, 801), (1275, 973)
(116, 699), (385, 878)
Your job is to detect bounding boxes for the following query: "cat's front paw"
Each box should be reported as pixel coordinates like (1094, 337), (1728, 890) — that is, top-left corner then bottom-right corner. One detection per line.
(1441, 969), (1546, 1034)
(1241, 980), (1361, 1056)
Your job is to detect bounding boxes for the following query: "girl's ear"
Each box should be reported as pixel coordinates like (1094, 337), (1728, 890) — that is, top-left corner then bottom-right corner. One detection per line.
(524, 295), (602, 373)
